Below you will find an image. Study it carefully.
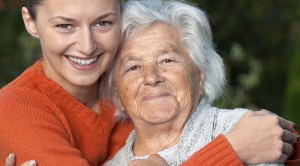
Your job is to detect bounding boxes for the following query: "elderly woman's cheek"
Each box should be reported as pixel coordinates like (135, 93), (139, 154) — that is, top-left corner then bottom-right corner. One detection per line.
(176, 85), (194, 111)
(178, 71), (201, 111)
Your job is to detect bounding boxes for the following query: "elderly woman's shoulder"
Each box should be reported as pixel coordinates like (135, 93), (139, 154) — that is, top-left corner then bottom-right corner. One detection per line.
(213, 107), (250, 134)
(215, 107), (249, 121)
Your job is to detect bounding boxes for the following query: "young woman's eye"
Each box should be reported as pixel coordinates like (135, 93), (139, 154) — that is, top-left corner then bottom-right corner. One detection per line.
(56, 24), (72, 30)
(96, 21), (112, 27)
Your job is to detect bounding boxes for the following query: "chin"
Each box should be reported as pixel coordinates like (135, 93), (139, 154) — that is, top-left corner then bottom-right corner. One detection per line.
(70, 77), (98, 87)
(138, 100), (180, 124)
(141, 112), (179, 124)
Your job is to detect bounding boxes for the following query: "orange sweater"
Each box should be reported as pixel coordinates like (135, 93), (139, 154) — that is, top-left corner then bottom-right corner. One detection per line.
(0, 60), (132, 165)
(1, 60), (299, 166)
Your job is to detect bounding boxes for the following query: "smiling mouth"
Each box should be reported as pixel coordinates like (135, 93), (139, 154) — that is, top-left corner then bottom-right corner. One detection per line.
(67, 56), (98, 66)
(142, 93), (171, 101)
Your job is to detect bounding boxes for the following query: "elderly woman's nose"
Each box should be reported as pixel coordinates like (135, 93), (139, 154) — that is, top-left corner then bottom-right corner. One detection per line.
(142, 64), (165, 86)
(75, 28), (97, 55)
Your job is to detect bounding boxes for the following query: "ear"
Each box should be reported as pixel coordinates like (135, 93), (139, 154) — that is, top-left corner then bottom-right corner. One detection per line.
(22, 7), (39, 38)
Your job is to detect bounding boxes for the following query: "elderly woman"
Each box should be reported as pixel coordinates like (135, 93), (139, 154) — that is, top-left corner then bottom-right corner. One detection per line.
(103, 0), (300, 165)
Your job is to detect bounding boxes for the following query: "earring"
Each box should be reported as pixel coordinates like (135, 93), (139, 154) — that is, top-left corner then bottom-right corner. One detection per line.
(32, 34), (39, 38)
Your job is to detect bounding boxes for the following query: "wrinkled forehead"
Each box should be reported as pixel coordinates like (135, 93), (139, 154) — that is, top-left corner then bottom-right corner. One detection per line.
(119, 23), (186, 62)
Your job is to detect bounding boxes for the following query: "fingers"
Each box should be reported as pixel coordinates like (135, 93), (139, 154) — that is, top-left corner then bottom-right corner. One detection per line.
(278, 117), (295, 131)
(277, 153), (288, 164)
(20, 160), (37, 166)
(282, 142), (294, 158)
(4, 153), (36, 166)
(277, 142), (294, 163)
(282, 129), (298, 143)
(4, 153), (15, 166)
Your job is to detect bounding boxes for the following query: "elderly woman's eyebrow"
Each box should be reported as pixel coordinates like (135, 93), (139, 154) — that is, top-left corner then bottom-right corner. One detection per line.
(119, 55), (142, 65)
(119, 46), (179, 63)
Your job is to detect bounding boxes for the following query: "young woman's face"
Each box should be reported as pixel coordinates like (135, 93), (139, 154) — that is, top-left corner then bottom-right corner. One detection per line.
(24, 0), (121, 90)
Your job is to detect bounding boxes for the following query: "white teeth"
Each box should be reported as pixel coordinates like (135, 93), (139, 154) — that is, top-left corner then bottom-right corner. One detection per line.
(68, 56), (97, 66)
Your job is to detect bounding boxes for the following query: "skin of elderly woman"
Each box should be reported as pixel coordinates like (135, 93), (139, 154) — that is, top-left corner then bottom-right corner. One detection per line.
(103, 0), (300, 165)
(2, 0), (299, 165)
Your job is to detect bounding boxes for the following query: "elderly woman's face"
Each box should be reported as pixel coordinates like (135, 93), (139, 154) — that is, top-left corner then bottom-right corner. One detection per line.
(114, 23), (204, 125)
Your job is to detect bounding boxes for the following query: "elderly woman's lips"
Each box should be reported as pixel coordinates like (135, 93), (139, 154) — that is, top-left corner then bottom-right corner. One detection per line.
(142, 93), (171, 101)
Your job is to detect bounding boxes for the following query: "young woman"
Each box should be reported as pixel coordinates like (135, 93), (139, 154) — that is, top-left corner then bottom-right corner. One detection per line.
(1, 0), (298, 165)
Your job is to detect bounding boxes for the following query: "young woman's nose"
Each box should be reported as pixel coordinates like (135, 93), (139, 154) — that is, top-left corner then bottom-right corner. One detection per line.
(143, 64), (165, 86)
(75, 28), (97, 55)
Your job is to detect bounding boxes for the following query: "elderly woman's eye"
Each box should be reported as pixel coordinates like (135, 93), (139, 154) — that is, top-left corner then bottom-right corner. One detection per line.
(161, 59), (177, 64)
(163, 59), (174, 63)
(127, 66), (139, 72)
(130, 66), (137, 70)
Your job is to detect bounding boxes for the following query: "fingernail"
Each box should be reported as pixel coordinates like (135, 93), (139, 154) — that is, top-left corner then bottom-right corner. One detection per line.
(8, 153), (15, 160)
(293, 123), (297, 129)
(27, 160), (37, 166)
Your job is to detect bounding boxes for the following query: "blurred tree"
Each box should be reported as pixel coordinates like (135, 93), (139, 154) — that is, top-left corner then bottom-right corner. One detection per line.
(0, 0), (39, 87)
(188, 0), (300, 121)
(283, 37), (300, 131)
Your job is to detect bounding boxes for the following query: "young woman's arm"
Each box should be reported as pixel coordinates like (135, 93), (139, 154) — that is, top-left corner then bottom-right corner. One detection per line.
(181, 111), (299, 165)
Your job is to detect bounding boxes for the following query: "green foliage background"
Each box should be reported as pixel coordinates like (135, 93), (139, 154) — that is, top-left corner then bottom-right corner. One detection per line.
(0, 0), (299, 128)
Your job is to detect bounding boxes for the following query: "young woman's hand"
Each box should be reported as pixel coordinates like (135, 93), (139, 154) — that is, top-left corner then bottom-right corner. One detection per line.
(4, 153), (36, 166)
(225, 110), (298, 164)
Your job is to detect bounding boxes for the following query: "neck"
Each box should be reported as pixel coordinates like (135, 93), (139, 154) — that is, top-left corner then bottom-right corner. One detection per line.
(68, 83), (100, 113)
(41, 60), (100, 112)
(133, 122), (184, 156)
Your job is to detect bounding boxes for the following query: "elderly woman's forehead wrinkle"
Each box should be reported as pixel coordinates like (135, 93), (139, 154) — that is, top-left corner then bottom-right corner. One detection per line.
(120, 40), (180, 62)
(126, 36), (178, 49)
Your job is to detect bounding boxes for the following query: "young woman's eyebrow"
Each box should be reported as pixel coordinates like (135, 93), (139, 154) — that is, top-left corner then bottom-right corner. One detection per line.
(48, 12), (118, 23)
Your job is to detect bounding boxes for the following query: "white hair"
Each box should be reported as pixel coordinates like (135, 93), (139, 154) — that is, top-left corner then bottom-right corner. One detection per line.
(100, 0), (226, 119)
